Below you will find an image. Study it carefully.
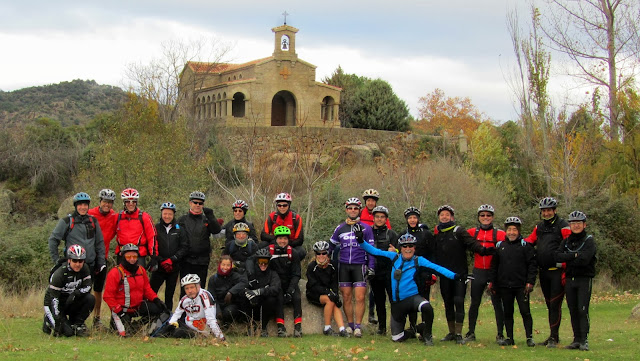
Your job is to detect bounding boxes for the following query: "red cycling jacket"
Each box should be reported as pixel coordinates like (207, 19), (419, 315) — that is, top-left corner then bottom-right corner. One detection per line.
(88, 206), (118, 260)
(103, 264), (158, 314)
(359, 207), (392, 229)
(467, 227), (505, 269)
(261, 211), (304, 248)
(115, 208), (157, 257)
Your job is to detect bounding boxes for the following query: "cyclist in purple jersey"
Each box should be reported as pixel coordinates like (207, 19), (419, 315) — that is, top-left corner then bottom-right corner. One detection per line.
(329, 197), (374, 338)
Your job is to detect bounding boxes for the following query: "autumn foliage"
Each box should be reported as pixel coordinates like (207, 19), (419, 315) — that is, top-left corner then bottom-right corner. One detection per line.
(414, 88), (485, 137)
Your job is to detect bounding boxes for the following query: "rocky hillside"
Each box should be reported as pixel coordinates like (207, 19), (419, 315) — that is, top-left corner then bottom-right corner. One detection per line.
(0, 79), (126, 126)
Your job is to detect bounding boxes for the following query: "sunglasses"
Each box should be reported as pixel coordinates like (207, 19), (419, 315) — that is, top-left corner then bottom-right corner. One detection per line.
(401, 244), (415, 248)
(257, 260), (270, 265)
(276, 203), (289, 208)
(70, 259), (85, 263)
(124, 200), (137, 204)
(479, 214), (493, 218)
(124, 254), (138, 261)
(191, 201), (204, 205)
(346, 206), (360, 210)
(315, 252), (328, 256)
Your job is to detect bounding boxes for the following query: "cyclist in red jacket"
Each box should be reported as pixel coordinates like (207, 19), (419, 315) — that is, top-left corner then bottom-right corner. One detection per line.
(464, 204), (506, 343)
(115, 188), (157, 267)
(103, 244), (167, 336)
(87, 188), (118, 329)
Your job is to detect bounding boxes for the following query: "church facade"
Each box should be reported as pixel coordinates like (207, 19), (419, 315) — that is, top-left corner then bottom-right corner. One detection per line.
(179, 24), (341, 127)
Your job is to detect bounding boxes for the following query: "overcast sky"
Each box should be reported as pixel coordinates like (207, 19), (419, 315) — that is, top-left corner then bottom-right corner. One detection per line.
(0, 0), (565, 122)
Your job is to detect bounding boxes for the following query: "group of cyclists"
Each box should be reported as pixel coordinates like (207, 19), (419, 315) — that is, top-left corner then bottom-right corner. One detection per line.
(44, 187), (596, 351)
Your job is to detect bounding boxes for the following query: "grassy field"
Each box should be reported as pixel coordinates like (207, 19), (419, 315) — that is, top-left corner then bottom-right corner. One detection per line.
(1, 291), (639, 361)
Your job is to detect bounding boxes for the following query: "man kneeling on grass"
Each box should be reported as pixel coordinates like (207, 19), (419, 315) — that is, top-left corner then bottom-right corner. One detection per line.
(43, 244), (95, 337)
(164, 274), (226, 341)
(355, 229), (463, 346)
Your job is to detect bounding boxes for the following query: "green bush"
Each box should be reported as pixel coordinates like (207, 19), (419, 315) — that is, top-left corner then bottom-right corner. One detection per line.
(0, 220), (56, 291)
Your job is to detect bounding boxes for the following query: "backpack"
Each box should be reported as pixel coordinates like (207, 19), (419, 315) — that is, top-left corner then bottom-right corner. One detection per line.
(267, 211), (300, 234)
(62, 214), (96, 241)
(227, 240), (255, 257)
(391, 254), (421, 300)
(115, 210), (146, 246)
(472, 227), (499, 244)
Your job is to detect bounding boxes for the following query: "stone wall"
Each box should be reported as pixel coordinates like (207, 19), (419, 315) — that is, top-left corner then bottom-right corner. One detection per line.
(218, 126), (467, 163)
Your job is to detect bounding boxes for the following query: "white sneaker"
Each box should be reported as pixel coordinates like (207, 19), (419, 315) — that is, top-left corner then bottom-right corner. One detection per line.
(354, 328), (362, 338)
(345, 327), (353, 335)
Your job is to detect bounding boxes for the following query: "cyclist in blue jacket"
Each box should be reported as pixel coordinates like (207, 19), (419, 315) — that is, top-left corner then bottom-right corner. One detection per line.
(355, 229), (463, 345)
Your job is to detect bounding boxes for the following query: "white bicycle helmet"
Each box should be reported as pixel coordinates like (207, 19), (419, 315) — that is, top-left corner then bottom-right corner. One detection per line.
(477, 204), (495, 214)
(274, 192), (292, 203)
(121, 188), (140, 201)
(345, 197), (362, 208)
(67, 244), (87, 260)
(180, 273), (201, 287)
(313, 241), (331, 253)
(98, 189), (116, 201)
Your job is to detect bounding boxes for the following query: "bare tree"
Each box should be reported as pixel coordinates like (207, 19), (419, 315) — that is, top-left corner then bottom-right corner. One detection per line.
(123, 37), (232, 123)
(507, 5), (554, 194)
(539, 0), (640, 141)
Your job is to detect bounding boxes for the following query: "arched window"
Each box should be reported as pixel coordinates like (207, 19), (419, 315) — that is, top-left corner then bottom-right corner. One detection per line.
(321, 96), (336, 121)
(232, 92), (246, 118)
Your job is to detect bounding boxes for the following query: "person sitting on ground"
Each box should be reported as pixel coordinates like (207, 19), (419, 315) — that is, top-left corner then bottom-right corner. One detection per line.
(43, 244), (95, 337)
(166, 274), (226, 341)
(103, 244), (168, 336)
(556, 211), (596, 352)
(356, 232), (462, 346)
(488, 217), (537, 347)
(245, 248), (283, 337)
(207, 255), (249, 329)
(223, 200), (258, 244)
(223, 222), (258, 274)
(268, 225), (303, 337)
(306, 241), (349, 337)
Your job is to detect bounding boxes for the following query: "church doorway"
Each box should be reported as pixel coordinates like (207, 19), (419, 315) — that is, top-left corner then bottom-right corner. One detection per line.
(271, 90), (296, 126)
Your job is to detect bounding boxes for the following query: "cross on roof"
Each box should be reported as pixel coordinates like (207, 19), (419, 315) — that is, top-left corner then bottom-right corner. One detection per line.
(282, 11), (289, 25)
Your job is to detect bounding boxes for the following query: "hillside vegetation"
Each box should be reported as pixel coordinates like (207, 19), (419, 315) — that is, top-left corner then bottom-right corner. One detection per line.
(0, 86), (638, 293)
(0, 79), (126, 126)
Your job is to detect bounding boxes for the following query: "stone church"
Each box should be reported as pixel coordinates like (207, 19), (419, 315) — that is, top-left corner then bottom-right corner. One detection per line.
(179, 24), (341, 127)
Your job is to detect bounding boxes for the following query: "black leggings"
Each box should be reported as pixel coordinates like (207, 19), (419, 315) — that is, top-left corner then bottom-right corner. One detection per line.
(370, 276), (392, 330)
(539, 268), (564, 339)
(439, 277), (467, 323)
(565, 276), (592, 343)
(468, 268), (504, 334)
(278, 283), (302, 324)
(150, 268), (180, 310)
(218, 303), (249, 325)
(390, 295), (433, 341)
(499, 287), (532, 339)
(251, 295), (281, 330)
